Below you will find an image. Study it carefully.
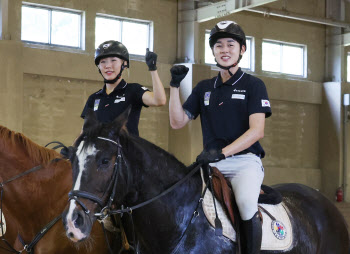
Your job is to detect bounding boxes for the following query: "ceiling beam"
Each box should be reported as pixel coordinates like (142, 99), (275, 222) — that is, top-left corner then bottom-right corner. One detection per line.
(196, 0), (278, 23)
(246, 7), (350, 29)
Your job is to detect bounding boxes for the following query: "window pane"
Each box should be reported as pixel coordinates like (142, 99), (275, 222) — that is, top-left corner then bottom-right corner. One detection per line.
(348, 54), (350, 82)
(262, 42), (280, 72)
(240, 38), (251, 69)
(122, 21), (149, 55)
(282, 45), (303, 76)
(205, 33), (216, 64)
(51, 11), (80, 47)
(95, 17), (121, 49)
(21, 6), (49, 43)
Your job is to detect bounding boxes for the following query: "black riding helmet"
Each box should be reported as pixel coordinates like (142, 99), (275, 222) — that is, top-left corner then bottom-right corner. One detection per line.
(209, 21), (246, 75)
(209, 21), (246, 49)
(95, 40), (129, 83)
(95, 40), (129, 67)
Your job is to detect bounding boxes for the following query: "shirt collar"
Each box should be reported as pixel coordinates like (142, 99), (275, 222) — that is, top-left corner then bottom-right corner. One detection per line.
(102, 79), (128, 95)
(214, 68), (244, 88)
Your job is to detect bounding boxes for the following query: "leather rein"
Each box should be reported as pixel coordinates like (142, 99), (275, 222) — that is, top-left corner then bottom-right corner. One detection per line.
(0, 158), (63, 254)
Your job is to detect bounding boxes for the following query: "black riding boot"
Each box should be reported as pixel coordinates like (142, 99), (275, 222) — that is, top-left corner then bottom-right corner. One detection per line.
(240, 211), (262, 254)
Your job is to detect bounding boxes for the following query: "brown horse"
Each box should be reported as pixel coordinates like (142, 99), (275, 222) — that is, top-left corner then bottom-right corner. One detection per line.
(0, 125), (117, 254)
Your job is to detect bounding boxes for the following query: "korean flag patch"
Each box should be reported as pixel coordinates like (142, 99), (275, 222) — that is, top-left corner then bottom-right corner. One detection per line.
(261, 100), (270, 107)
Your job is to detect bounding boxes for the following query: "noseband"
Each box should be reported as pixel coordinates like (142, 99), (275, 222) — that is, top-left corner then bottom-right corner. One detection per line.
(68, 137), (123, 219)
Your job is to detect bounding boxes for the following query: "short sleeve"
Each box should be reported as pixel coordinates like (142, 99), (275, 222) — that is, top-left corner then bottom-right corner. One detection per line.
(132, 83), (150, 107)
(248, 78), (272, 118)
(182, 84), (202, 120)
(81, 96), (94, 119)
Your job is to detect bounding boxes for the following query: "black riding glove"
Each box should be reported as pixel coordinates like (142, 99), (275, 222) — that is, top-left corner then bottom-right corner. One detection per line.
(170, 65), (189, 88)
(196, 149), (225, 165)
(145, 48), (157, 71)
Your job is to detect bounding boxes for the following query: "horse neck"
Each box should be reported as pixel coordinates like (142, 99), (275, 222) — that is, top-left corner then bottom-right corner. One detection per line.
(120, 136), (203, 251)
(0, 155), (72, 237)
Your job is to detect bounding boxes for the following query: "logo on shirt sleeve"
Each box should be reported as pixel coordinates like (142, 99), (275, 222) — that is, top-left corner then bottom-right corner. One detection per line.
(141, 86), (148, 90)
(94, 99), (100, 111)
(261, 99), (270, 107)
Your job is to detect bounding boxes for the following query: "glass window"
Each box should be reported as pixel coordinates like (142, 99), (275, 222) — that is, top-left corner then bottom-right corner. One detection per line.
(21, 4), (82, 48)
(262, 40), (306, 77)
(205, 31), (253, 70)
(21, 6), (50, 44)
(95, 17), (121, 48)
(95, 15), (151, 56)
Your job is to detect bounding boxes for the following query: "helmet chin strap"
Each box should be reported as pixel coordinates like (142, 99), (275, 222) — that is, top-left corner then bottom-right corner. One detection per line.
(216, 54), (242, 76)
(98, 62), (126, 84)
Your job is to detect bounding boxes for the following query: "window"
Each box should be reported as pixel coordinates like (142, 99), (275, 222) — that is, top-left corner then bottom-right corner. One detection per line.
(205, 31), (253, 70)
(95, 15), (152, 56)
(347, 53), (350, 82)
(262, 40), (306, 77)
(21, 3), (82, 48)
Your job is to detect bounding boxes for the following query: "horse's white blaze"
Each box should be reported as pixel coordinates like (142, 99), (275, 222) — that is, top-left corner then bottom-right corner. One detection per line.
(65, 141), (98, 240)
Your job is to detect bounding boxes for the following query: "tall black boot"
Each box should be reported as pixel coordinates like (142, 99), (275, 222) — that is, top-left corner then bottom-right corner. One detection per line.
(240, 211), (262, 254)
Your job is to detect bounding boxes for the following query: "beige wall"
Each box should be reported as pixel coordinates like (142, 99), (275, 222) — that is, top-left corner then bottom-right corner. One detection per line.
(1, 0), (350, 199)
(1, 0), (176, 151)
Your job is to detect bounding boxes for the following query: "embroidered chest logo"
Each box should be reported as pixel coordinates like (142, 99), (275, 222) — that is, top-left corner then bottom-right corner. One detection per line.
(232, 94), (245, 100)
(115, 94), (126, 104)
(94, 99), (100, 111)
(204, 92), (211, 106)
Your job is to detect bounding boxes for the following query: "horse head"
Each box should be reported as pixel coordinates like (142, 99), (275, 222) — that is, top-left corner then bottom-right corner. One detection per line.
(63, 108), (131, 243)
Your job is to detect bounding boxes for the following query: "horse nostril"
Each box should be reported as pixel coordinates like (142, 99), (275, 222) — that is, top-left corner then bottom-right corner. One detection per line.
(68, 232), (74, 239)
(74, 211), (84, 228)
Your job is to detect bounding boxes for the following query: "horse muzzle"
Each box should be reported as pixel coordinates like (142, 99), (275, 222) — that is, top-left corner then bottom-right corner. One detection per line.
(62, 203), (94, 243)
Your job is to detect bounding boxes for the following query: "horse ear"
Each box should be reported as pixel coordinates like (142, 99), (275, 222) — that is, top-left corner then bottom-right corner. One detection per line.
(112, 105), (131, 133)
(83, 109), (99, 132)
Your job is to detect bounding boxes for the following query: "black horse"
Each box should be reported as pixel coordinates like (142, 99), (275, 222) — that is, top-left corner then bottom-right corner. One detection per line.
(63, 110), (350, 254)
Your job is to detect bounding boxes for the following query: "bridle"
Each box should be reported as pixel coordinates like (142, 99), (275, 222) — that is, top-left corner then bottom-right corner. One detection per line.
(68, 137), (123, 219)
(0, 158), (63, 253)
(68, 136), (203, 254)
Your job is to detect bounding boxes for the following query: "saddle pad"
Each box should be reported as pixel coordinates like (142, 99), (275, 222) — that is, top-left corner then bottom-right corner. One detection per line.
(0, 211), (6, 236)
(201, 171), (293, 251)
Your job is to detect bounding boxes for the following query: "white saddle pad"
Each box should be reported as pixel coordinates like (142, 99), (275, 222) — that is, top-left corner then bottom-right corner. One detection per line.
(0, 211), (6, 236)
(201, 171), (293, 251)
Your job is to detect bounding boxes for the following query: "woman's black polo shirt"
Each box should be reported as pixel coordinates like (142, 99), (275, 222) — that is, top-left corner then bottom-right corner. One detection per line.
(183, 68), (271, 158)
(81, 79), (149, 136)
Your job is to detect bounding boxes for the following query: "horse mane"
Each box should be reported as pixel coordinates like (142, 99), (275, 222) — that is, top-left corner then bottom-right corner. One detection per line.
(0, 125), (60, 166)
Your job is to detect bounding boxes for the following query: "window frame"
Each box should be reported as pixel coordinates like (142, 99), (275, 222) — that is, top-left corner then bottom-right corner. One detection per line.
(204, 30), (254, 71)
(262, 39), (307, 78)
(21, 2), (84, 50)
(347, 52), (350, 83)
(95, 14), (153, 59)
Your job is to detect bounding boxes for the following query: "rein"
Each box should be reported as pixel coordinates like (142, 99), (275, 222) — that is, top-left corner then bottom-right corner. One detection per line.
(108, 162), (202, 215)
(0, 158), (63, 253)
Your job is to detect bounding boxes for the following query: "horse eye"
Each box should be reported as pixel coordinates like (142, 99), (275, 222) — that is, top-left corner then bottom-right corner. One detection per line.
(102, 158), (110, 165)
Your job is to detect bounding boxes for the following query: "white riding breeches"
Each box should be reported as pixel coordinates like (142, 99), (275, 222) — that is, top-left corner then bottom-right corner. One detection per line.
(210, 153), (264, 221)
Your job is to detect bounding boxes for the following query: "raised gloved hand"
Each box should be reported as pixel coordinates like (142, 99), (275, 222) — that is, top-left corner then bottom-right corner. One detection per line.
(145, 48), (157, 71)
(196, 149), (225, 165)
(170, 65), (189, 88)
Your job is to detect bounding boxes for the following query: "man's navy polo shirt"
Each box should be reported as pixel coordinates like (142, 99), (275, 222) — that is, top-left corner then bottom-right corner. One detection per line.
(81, 79), (149, 136)
(183, 68), (271, 158)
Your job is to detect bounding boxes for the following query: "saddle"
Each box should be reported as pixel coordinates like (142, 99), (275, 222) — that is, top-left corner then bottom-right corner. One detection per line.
(203, 165), (283, 227)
